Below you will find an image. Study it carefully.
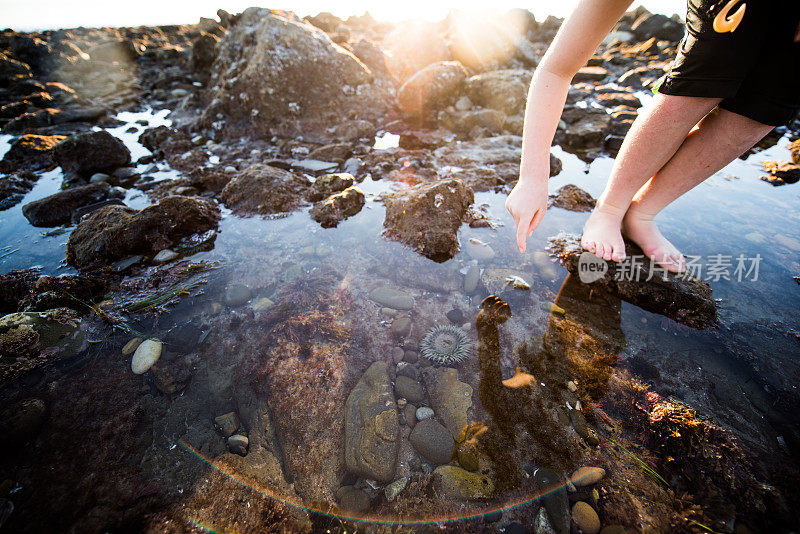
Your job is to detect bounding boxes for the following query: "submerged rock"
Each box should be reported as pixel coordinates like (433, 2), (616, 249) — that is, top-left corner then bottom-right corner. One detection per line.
(421, 366), (473, 438)
(344, 361), (399, 482)
(368, 287), (414, 310)
(66, 196), (220, 271)
(547, 233), (717, 328)
(0, 398), (46, 452)
(52, 130), (131, 179)
(548, 184), (596, 212)
(571, 501), (601, 534)
(409, 418), (454, 465)
(309, 186), (365, 228)
(383, 178), (474, 262)
(0, 134), (65, 173)
(535, 467), (570, 534)
(199, 8), (395, 141)
(22, 182), (124, 227)
(220, 164), (311, 216)
(306, 172), (354, 202)
(760, 160), (800, 186)
(432, 465), (494, 500)
(0, 308), (84, 362)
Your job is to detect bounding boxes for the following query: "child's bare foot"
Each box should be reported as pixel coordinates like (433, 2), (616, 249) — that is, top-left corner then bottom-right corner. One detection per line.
(476, 295), (511, 332)
(621, 210), (686, 273)
(581, 203), (627, 262)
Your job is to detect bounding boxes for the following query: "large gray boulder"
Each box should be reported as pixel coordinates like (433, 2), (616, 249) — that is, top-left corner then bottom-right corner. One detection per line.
(200, 9), (396, 141)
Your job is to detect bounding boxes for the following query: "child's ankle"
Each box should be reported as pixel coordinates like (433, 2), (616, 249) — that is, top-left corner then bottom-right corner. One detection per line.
(593, 199), (628, 219)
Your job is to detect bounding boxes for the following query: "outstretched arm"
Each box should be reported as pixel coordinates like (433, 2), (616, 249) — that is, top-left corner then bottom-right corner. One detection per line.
(506, 0), (634, 253)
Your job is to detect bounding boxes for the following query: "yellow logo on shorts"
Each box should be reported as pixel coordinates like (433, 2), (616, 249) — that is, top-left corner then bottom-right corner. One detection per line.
(713, 0), (746, 33)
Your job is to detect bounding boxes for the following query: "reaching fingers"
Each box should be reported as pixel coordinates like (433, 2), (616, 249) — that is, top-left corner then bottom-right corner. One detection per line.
(516, 213), (532, 253)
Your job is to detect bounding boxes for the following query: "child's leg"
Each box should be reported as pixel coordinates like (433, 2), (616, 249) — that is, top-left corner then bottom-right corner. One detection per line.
(621, 107), (774, 271)
(581, 94), (721, 263)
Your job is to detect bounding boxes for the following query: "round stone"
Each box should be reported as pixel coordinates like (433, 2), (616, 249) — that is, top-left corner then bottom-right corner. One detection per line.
(572, 501), (601, 534)
(416, 407), (434, 420)
(131, 339), (162, 375)
(571, 466), (606, 487)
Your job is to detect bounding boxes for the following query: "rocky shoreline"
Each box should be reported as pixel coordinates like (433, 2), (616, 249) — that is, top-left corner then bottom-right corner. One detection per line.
(0, 5), (798, 534)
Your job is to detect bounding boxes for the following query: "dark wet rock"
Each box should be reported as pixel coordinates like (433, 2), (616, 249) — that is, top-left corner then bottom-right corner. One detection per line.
(70, 199), (126, 224)
(535, 467), (570, 534)
(224, 284), (252, 307)
(200, 8), (395, 141)
(439, 108), (506, 136)
(0, 52), (32, 85)
(52, 130), (130, 179)
(394, 375), (424, 403)
(149, 357), (193, 395)
(547, 233), (717, 328)
(631, 13), (685, 42)
(572, 66), (609, 83)
(309, 186), (365, 228)
(397, 61), (467, 122)
(446, 308), (465, 325)
(163, 321), (202, 351)
(66, 196), (220, 271)
(409, 418), (454, 465)
(219, 164), (310, 216)
(149, 167), (231, 200)
(227, 434), (249, 456)
(0, 171), (38, 209)
(421, 366), (473, 438)
(596, 92), (642, 109)
(465, 69), (532, 116)
(562, 112), (611, 149)
(432, 465), (494, 500)
(0, 134), (64, 174)
(383, 178), (474, 262)
(20, 273), (107, 313)
(0, 308), (84, 382)
(569, 408), (599, 446)
(0, 399), (46, 453)
(0, 269), (39, 313)
(432, 135), (561, 191)
(138, 125), (175, 153)
(760, 160), (800, 186)
(344, 361), (399, 482)
(382, 21), (451, 81)
(22, 182), (124, 227)
(403, 403), (417, 427)
(548, 184), (596, 212)
(338, 487), (370, 513)
(190, 33), (219, 72)
(306, 172), (354, 202)
(306, 143), (352, 164)
(2, 108), (61, 133)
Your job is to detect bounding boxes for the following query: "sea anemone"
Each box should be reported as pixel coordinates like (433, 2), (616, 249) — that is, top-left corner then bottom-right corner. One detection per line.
(420, 325), (473, 364)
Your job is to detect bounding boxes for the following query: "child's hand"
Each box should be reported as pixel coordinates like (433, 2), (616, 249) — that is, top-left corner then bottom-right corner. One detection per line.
(505, 178), (548, 253)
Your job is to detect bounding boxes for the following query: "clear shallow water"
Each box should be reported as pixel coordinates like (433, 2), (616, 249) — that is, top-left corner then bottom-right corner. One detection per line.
(1, 110), (799, 529)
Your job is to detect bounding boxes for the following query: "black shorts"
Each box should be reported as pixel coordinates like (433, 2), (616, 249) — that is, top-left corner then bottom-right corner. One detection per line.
(658, 0), (800, 126)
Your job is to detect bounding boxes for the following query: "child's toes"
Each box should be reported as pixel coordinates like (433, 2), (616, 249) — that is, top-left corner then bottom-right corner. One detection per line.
(611, 249), (626, 263)
(595, 242), (606, 259)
